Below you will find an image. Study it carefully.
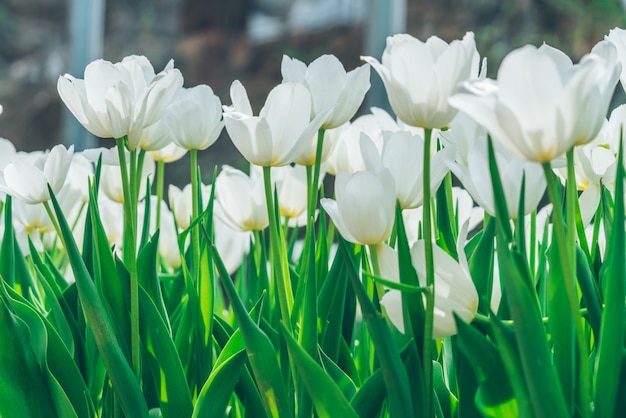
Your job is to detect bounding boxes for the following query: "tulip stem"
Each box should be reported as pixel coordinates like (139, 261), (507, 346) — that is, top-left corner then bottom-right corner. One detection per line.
(43, 200), (62, 246)
(115, 137), (141, 381)
(262, 166), (293, 330)
(190, 149), (201, 278)
(422, 128), (435, 417)
(155, 160), (165, 231)
(300, 129), (326, 275)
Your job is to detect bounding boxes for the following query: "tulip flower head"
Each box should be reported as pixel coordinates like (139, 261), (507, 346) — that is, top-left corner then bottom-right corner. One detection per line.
(362, 32), (480, 129)
(149, 142), (188, 163)
(168, 182), (213, 230)
(378, 239), (479, 339)
(57, 55), (184, 149)
(449, 43), (620, 163)
(281, 54), (370, 129)
(321, 168), (395, 245)
(214, 165), (268, 232)
(223, 80), (329, 167)
(163, 84), (224, 151)
(1, 144), (74, 204)
(361, 130), (452, 209)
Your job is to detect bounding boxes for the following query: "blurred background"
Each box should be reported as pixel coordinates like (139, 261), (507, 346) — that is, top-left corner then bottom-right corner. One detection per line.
(0, 0), (625, 184)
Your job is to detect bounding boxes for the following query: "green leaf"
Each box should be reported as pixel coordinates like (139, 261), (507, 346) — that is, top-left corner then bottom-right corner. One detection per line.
(319, 347), (357, 400)
(137, 231), (169, 326)
(454, 315), (517, 417)
(467, 216), (496, 316)
(0, 284), (62, 417)
(340, 238), (416, 418)
(433, 361), (456, 418)
(0, 195), (15, 287)
(487, 138), (568, 417)
(576, 246), (602, 343)
(193, 330), (247, 418)
(281, 323), (358, 418)
(208, 233), (292, 418)
(139, 287), (193, 418)
(593, 139), (626, 418)
(48, 186), (148, 418)
(318, 249), (349, 362)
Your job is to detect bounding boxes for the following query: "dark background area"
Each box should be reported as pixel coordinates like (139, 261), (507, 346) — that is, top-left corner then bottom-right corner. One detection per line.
(0, 0), (625, 185)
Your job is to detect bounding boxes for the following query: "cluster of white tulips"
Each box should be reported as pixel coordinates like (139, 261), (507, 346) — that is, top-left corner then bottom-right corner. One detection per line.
(2, 25), (626, 418)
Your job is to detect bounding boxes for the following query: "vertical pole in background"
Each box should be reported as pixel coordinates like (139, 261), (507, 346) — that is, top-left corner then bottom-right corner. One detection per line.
(63, 0), (105, 150)
(364, 0), (406, 113)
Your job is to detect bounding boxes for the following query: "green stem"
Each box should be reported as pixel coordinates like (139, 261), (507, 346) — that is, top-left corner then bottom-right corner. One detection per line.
(543, 156), (591, 417)
(115, 137), (140, 380)
(422, 128), (435, 418)
(190, 149), (201, 278)
(43, 200), (63, 243)
(262, 166), (293, 330)
(565, 149), (591, 418)
(299, 129), (326, 275)
(155, 160), (165, 231)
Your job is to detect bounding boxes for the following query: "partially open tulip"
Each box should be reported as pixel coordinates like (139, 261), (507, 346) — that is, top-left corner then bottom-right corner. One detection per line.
(321, 168), (395, 245)
(449, 43), (620, 163)
(163, 84), (224, 151)
(443, 114), (545, 218)
(214, 165), (268, 232)
(362, 32), (479, 129)
(57, 55), (183, 149)
(361, 130), (452, 209)
(281, 54), (370, 129)
(379, 239), (479, 339)
(223, 80), (329, 167)
(1, 144), (73, 204)
(168, 182), (213, 230)
(100, 153), (155, 204)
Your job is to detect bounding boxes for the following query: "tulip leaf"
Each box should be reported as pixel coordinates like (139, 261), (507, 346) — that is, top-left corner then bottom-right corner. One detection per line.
(593, 140), (625, 418)
(0, 195), (15, 287)
(575, 246), (602, 342)
(281, 322), (359, 418)
(193, 331), (247, 418)
(318, 247), (349, 362)
(363, 272), (426, 294)
(487, 138), (569, 417)
(208, 233), (292, 418)
(0, 284), (65, 418)
(454, 314), (517, 417)
(319, 346), (357, 400)
(467, 216), (495, 315)
(139, 286), (193, 418)
(48, 185), (149, 418)
(340, 238), (416, 418)
(137, 231), (169, 327)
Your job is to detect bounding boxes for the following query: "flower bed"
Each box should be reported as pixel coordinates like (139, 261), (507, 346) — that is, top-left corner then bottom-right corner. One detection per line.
(0, 27), (625, 418)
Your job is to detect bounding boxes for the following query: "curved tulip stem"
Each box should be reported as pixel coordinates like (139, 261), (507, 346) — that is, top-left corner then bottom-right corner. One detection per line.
(43, 200), (63, 245)
(115, 137), (141, 380)
(422, 127), (435, 417)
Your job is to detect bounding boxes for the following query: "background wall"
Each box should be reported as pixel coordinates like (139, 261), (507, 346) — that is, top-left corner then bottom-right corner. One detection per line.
(0, 0), (624, 184)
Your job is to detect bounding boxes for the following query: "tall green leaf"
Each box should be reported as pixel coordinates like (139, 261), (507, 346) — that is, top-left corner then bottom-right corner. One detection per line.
(593, 140), (625, 418)
(281, 323), (358, 418)
(48, 186), (148, 417)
